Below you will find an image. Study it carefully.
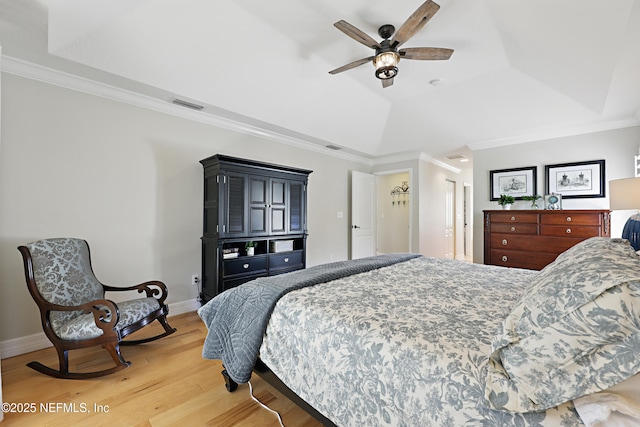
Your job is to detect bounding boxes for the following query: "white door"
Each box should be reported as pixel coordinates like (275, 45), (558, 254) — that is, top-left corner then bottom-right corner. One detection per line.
(445, 180), (455, 259)
(351, 171), (376, 259)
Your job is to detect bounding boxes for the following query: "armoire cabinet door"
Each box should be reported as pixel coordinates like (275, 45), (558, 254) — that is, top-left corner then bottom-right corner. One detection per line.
(270, 179), (287, 234)
(249, 176), (268, 235)
(224, 172), (248, 236)
(289, 180), (305, 233)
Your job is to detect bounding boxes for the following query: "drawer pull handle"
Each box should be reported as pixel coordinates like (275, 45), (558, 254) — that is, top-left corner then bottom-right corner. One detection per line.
(566, 216), (572, 222)
(566, 228), (572, 234)
(243, 263), (250, 269)
(284, 258), (289, 263)
(502, 256), (508, 262)
(502, 239), (508, 246)
(510, 216), (516, 221)
(510, 226), (516, 232)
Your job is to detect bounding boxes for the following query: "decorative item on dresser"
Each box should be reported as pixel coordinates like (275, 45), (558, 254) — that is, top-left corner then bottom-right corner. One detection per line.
(483, 209), (610, 270)
(199, 155), (312, 303)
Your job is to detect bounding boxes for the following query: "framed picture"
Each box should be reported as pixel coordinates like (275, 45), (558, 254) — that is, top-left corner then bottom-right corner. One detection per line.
(545, 160), (605, 199)
(489, 166), (537, 201)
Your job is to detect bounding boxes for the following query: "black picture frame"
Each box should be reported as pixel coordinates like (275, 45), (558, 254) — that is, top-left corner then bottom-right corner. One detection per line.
(489, 166), (537, 201)
(545, 160), (605, 199)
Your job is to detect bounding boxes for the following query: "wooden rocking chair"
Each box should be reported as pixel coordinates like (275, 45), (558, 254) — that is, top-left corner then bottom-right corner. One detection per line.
(18, 238), (177, 379)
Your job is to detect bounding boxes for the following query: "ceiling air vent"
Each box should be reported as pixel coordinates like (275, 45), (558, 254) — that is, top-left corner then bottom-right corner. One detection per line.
(326, 144), (342, 150)
(171, 98), (204, 111)
(445, 154), (465, 160)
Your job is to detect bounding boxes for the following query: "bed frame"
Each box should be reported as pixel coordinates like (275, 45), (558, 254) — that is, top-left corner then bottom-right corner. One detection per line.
(222, 359), (337, 426)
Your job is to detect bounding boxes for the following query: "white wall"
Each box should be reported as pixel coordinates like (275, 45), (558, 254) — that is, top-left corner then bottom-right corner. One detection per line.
(0, 72), (370, 347)
(472, 126), (640, 263)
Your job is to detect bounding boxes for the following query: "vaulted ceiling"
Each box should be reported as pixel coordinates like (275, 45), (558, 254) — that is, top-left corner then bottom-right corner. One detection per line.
(1, 0), (639, 167)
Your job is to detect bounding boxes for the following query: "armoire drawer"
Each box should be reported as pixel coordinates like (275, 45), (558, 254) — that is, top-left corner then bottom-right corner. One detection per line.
(223, 256), (268, 277)
(269, 251), (304, 272)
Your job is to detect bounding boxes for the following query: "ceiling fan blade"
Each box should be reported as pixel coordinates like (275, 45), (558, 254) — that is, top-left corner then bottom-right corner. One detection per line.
(329, 56), (375, 75)
(334, 20), (381, 50)
(390, 0), (441, 48)
(382, 78), (394, 88)
(399, 47), (453, 60)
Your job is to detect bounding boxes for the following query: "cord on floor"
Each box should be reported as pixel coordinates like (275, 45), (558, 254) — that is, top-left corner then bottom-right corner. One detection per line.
(248, 380), (285, 427)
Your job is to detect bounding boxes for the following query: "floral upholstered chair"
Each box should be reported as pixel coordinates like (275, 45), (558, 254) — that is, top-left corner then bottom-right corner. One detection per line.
(18, 238), (176, 379)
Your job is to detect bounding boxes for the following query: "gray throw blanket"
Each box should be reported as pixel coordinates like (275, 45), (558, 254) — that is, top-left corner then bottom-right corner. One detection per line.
(198, 253), (423, 383)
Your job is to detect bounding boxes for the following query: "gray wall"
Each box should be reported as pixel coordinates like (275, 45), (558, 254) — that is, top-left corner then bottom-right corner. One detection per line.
(472, 126), (640, 263)
(0, 72), (370, 344)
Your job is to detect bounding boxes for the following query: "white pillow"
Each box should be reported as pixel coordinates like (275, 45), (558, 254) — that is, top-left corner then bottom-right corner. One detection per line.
(574, 373), (640, 427)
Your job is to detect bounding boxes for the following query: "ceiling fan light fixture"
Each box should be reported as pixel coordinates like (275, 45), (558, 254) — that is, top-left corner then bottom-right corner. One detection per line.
(373, 51), (400, 80)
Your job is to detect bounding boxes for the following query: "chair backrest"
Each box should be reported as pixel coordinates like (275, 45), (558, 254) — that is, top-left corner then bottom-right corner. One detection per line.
(25, 238), (105, 330)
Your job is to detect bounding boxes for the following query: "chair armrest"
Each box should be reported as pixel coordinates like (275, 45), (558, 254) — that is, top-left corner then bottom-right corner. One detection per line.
(103, 281), (169, 305)
(44, 299), (121, 335)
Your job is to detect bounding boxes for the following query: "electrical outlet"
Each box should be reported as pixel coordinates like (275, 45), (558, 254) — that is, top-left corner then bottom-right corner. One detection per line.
(191, 274), (200, 287)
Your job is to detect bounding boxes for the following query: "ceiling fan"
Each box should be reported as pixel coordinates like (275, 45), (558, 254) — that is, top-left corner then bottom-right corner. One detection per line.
(329, 0), (453, 88)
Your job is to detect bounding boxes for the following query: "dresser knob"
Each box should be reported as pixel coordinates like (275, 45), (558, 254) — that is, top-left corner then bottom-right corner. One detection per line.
(566, 228), (572, 234)
(566, 216), (572, 222)
(510, 226), (516, 232)
(502, 239), (508, 246)
(510, 216), (516, 221)
(284, 258), (289, 263)
(502, 256), (508, 262)
(243, 263), (249, 269)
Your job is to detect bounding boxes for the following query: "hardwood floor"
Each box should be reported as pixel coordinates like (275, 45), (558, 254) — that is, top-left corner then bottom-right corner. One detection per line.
(0, 311), (323, 426)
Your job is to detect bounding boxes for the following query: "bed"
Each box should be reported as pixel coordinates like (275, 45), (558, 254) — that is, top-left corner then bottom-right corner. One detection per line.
(198, 237), (640, 426)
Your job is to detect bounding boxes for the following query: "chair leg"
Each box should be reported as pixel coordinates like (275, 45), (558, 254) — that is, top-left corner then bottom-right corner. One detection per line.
(104, 342), (131, 368)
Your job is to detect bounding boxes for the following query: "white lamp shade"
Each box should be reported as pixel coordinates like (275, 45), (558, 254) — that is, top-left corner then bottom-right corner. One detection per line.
(609, 177), (640, 210)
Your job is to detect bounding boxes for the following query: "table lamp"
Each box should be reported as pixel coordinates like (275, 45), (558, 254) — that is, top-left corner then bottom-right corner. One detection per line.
(609, 177), (640, 250)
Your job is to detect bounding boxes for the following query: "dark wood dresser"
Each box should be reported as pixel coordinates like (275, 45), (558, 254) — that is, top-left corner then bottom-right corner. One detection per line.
(483, 209), (610, 270)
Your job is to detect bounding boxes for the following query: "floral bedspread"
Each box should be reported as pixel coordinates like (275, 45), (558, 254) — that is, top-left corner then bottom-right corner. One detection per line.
(259, 256), (584, 426)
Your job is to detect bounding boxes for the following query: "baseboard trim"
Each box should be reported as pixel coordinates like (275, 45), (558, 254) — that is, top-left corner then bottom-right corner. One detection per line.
(0, 299), (201, 359)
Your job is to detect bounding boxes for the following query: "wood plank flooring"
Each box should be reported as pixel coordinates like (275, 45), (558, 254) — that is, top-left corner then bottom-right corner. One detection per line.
(0, 311), (323, 427)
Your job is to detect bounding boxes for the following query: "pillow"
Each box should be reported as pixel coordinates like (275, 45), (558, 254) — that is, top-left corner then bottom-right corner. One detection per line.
(484, 237), (640, 413)
(573, 372), (640, 427)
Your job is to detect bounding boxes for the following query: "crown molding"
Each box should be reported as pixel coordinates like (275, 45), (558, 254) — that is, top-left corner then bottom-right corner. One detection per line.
(1, 55), (375, 165)
(468, 118), (640, 151)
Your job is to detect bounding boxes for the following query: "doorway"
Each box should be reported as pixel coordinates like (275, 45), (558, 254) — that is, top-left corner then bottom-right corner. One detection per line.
(376, 172), (411, 254)
(445, 179), (456, 259)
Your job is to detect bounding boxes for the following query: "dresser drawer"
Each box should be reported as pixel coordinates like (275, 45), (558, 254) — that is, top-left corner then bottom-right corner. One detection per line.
(223, 256), (268, 277)
(489, 249), (558, 270)
(490, 234), (584, 253)
(540, 225), (601, 238)
(489, 212), (539, 224)
(540, 213), (601, 226)
(269, 251), (303, 272)
(490, 223), (538, 234)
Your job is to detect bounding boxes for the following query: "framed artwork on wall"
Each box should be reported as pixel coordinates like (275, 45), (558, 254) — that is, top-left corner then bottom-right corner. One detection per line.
(545, 160), (606, 199)
(489, 166), (537, 201)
